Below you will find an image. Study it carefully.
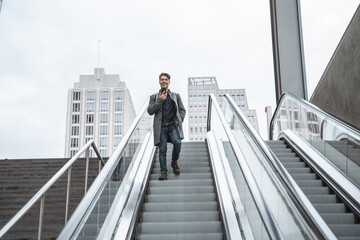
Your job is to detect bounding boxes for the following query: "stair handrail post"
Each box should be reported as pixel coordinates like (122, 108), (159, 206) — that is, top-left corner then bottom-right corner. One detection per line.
(38, 194), (45, 240)
(65, 166), (72, 224)
(91, 142), (105, 173)
(85, 147), (90, 194)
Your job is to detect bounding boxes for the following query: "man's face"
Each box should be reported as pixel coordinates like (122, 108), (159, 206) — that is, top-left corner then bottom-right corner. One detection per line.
(159, 75), (170, 89)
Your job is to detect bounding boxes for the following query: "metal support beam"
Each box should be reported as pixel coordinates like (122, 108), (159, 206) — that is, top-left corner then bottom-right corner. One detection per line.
(270, 0), (308, 102)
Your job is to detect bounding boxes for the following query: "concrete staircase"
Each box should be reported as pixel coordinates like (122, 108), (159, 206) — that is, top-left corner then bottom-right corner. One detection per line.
(267, 140), (360, 240)
(135, 141), (223, 240)
(0, 158), (102, 239)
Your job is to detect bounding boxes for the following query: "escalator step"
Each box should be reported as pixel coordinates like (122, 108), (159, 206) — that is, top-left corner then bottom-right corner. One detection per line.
(137, 221), (222, 234)
(307, 195), (337, 204)
(152, 167), (211, 174)
(140, 211), (219, 222)
(321, 213), (355, 224)
(146, 193), (216, 203)
(149, 179), (213, 188)
(329, 224), (360, 237)
(154, 162), (210, 168)
(142, 202), (218, 212)
(301, 186), (329, 195)
(296, 180), (323, 187)
(149, 186), (215, 195)
(291, 173), (317, 180)
(136, 233), (223, 240)
(150, 172), (212, 180)
(313, 203), (346, 213)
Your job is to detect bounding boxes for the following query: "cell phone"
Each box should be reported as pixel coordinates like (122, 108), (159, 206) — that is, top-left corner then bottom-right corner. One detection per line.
(161, 87), (167, 93)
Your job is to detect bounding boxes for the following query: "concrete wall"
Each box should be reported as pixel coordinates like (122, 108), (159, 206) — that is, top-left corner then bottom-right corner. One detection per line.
(310, 5), (360, 129)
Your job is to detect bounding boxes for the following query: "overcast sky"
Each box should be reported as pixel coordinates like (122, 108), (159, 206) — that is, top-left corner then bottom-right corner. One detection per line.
(0, 0), (359, 159)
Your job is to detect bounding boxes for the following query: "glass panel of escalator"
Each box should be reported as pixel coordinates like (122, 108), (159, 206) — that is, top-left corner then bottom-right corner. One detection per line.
(210, 101), (271, 240)
(74, 112), (152, 239)
(219, 98), (307, 239)
(272, 94), (360, 188)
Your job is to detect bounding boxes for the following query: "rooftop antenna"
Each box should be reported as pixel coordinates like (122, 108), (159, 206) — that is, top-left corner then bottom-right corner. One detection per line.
(97, 39), (100, 81)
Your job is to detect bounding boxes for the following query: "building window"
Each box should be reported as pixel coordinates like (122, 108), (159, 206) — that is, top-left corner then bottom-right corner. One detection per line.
(101, 102), (108, 112)
(100, 137), (107, 147)
(204, 126), (207, 132)
(115, 90), (123, 100)
(114, 137), (121, 147)
(72, 103), (80, 112)
(100, 149), (107, 157)
(194, 116), (198, 123)
(87, 91), (95, 101)
(87, 103), (94, 112)
(115, 102), (122, 111)
(195, 127), (198, 133)
(100, 114), (108, 123)
(190, 127), (193, 133)
(294, 111), (299, 120)
(71, 126), (79, 136)
(73, 91), (81, 101)
(70, 150), (77, 157)
(86, 114), (94, 123)
(114, 113), (122, 123)
(70, 138), (79, 148)
(85, 137), (92, 144)
(72, 115), (80, 124)
(190, 116), (193, 123)
(199, 116), (202, 123)
(86, 126), (93, 135)
(101, 91), (109, 100)
(100, 125), (107, 135)
(114, 125), (122, 135)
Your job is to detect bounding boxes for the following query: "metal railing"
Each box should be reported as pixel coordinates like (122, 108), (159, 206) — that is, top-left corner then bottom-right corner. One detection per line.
(0, 140), (104, 240)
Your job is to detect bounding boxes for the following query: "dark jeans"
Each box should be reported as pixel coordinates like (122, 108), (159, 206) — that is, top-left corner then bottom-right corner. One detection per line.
(159, 122), (181, 173)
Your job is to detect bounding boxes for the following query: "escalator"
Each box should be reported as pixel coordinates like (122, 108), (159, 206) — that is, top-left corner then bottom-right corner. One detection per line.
(56, 92), (360, 239)
(135, 142), (223, 239)
(267, 140), (360, 239)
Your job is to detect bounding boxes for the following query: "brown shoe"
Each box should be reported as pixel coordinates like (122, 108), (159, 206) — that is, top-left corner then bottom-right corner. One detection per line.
(159, 171), (167, 180)
(171, 161), (180, 175)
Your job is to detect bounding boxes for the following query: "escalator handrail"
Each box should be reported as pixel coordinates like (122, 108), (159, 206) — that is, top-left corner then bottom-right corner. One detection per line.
(269, 92), (360, 140)
(58, 100), (150, 239)
(223, 94), (337, 239)
(209, 94), (284, 240)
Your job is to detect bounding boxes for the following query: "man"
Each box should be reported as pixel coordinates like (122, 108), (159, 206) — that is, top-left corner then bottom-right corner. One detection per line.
(147, 72), (186, 180)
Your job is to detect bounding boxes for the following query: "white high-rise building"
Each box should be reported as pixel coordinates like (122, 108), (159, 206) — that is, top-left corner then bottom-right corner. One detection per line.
(64, 68), (136, 158)
(188, 77), (259, 141)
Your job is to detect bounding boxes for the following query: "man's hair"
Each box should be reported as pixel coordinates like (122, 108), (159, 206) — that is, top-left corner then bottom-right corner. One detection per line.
(159, 72), (171, 80)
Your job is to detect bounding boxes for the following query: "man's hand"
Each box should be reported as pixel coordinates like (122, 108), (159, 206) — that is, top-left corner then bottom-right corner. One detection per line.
(159, 91), (167, 100)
